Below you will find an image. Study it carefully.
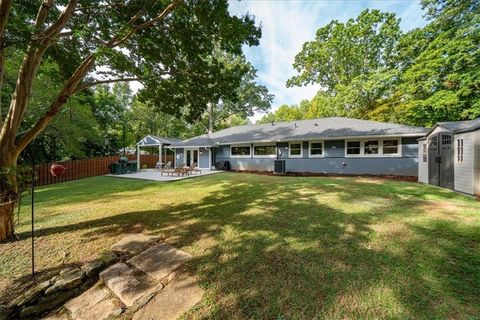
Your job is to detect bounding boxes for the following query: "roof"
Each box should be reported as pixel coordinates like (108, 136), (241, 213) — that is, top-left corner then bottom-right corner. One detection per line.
(171, 117), (428, 147)
(137, 135), (182, 146)
(427, 117), (480, 135)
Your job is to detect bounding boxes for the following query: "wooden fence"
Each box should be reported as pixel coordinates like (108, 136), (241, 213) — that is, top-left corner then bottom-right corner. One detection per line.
(35, 154), (174, 186)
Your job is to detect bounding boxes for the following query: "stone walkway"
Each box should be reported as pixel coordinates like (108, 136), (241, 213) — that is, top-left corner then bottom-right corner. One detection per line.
(45, 234), (204, 320)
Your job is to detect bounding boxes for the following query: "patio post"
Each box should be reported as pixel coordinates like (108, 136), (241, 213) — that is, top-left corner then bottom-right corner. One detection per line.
(159, 144), (162, 167)
(137, 144), (140, 171)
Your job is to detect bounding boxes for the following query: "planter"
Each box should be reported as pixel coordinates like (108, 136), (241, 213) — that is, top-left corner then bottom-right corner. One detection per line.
(0, 201), (14, 242)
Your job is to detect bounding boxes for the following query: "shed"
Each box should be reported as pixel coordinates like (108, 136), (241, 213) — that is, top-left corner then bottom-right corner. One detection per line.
(418, 117), (480, 195)
(136, 135), (182, 170)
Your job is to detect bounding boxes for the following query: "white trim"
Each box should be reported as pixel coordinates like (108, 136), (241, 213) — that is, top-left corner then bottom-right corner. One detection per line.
(252, 143), (277, 158)
(289, 141), (303, 158)
(230, 144), (251, 158)
(308, 140), (324, 158)
(184, 148), (200, 166)
(169, 145), (212, 149)
(345, 138), (402, 157)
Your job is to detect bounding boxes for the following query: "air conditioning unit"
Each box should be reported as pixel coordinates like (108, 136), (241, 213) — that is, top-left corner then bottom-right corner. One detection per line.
(274, 159), (285, 174)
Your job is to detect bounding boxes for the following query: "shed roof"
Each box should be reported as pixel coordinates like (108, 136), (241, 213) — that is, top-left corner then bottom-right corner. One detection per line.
(431, 118), (480, 134)
(171, 117), (428, 147)
(137, 135), (182, 146)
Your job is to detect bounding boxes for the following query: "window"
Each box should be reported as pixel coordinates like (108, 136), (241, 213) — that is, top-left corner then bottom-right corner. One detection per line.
(383, 139), (399, 155)
(346, 141), (361, 155)
(457, 139), (464, 162)
(422, 143), (427, 162)
(442, 134), (452, 145)
(430, 136), (438, 147)
(346, 138), (401, 157)
(309, 141), (323, 157)
(231, 145), (251, 157)
(253, 145), (276, 157)
(364, 140), (379, 154)
(289, 142), (303, 157)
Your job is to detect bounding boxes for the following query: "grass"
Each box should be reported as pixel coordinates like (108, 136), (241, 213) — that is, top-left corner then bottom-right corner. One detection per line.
(0, 172), (479, 319)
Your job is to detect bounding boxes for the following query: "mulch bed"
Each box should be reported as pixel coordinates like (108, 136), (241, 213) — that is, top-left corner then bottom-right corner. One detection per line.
(229, 170), (418, 182)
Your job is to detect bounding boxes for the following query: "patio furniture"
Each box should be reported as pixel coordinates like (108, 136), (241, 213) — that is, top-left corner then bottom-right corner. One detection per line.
(160, 167), (188, 176)
(186, 162), (201, 174)
(161, 166), (187, 176)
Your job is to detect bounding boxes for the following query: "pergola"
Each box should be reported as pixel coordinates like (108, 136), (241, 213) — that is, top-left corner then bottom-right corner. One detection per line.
(136, 135), (182, 170)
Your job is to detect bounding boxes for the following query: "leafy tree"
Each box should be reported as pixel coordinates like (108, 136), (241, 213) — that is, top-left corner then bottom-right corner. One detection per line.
(287, 9), (401, 92)
(395, 0), (480, 125)
(178, 54), (273, 133)
(126, 98), (204, 142)
(287, 2), (479, 126)
(257, 100), (309, 123)
(0, 0), (260, 240)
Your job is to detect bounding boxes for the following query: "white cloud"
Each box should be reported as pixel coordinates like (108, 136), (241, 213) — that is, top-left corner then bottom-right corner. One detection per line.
(229, 0), (427, 121)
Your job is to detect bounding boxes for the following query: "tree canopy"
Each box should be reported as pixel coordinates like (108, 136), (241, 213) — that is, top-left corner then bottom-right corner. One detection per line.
(285, 0), (479, 127)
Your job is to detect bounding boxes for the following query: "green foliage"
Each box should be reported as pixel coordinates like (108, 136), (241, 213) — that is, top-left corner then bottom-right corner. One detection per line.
(288, 9), (401, 91)
(2, 1), (265, 163)
(198, 55), (273, 132)
(287, 1), (480, 126)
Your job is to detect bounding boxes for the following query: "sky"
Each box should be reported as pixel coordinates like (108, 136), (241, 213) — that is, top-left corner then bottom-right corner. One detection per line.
(228, 0), (429, 121)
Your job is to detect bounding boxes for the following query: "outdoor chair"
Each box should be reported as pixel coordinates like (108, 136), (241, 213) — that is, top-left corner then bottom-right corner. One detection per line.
(160, 166), (186, 176)
(156, 161), (171, 172)
(186, 162), (201, 174)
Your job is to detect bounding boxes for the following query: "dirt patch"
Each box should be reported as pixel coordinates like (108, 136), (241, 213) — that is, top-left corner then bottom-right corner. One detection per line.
(229, 170), (418, 182)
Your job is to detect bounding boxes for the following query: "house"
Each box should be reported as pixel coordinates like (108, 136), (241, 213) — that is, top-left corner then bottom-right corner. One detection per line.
(168, 117), (428, 176)
(418, 118), (480, 196)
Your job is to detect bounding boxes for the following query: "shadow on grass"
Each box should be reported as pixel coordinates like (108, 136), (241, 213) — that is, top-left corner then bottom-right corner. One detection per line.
(9, 174), (480, 318)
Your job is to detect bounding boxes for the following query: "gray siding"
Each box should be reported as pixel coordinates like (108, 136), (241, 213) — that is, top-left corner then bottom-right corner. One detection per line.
(402, 137), (419, 158)
(418, 141), (429, 183)
(454, 131), (475, 194)
(199, 147), (210, 168)
(214, 138), (420, 176)
(284, 157), (418, 176)
(475, 130), (480, 195)
(324, 140), (344, 157)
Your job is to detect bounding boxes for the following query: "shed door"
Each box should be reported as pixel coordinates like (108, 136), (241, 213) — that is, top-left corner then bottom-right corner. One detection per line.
(439, 133), (454, 189)
(428, 135), (439, 185)
(428, 133), (454, 189)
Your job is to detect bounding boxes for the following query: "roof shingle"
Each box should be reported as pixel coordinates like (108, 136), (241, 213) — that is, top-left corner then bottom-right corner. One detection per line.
(172, 117), (428, 147)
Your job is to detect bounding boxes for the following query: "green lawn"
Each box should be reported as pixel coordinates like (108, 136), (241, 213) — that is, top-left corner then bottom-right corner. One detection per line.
(1, 173), (479, 319)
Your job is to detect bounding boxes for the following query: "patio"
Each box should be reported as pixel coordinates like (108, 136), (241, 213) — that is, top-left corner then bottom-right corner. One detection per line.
(107, 169), (221, 182)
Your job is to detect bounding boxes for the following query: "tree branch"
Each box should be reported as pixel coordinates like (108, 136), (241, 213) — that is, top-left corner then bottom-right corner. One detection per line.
(73, 77), (141, 93)
(0, 0), (13, 129)
(111, 0), (182, 47)
(16, 0), (181, 153)
(0, 0), (78, 146)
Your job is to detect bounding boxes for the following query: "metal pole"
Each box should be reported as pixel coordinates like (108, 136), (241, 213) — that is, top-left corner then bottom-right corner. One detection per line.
(31, 139), (35, 277)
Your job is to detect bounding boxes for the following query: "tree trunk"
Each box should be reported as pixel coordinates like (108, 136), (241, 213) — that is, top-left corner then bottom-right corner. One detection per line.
(0, 146), (19, 242)
(0, 201), (14, 242)
(207, 103), (214, 134)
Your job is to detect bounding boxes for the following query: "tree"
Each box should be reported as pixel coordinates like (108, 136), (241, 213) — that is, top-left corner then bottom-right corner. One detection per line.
(257, 100), (310, 123)
(287, 9), (401, 92)
(174, 53), (273, 134)
(0, 0), (260, 240)
(394, 0), (480, 126)
(286, 2), (479, 126)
